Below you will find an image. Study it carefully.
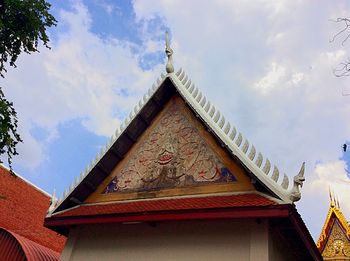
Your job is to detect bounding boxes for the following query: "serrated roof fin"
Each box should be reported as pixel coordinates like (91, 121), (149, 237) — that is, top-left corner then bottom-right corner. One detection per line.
(262, 159), (271, 175)
(255, 152), (263, 167)
(235, 133), (243, 147)
(281, 174), (289, 189)
(241, 139), (249, 153)
(248, 145), (256, 160)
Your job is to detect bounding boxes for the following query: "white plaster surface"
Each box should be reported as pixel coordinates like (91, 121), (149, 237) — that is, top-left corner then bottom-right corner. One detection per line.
(60, 219), (280, 261)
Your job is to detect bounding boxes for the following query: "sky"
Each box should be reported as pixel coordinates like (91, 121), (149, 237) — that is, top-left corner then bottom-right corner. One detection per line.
(1, 0), (350, 239)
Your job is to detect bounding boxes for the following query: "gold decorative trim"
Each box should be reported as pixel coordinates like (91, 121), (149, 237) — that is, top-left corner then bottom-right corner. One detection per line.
(317, 196), (350, 257)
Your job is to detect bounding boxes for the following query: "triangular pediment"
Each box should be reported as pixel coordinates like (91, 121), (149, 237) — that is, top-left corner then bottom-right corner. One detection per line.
(85, 95), (254, 203)
(50, 70), (302, 214)
(318, 203), (350, 259)
(321, 219), (350, 258)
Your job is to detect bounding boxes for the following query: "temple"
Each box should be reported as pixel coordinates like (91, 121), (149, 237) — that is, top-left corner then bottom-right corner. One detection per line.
(317, 192), (350, 260)
(45, 36), (321, 260)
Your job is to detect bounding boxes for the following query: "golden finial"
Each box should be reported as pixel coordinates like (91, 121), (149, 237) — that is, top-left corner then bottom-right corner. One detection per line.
(336, 195), (340, 209)
(329, 187), (335, 207)
(335, 195), (338, 208)
(165, 31), (174, 73)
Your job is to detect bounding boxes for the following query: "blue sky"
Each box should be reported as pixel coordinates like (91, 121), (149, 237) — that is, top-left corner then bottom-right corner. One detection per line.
(2, 0), (350, 239)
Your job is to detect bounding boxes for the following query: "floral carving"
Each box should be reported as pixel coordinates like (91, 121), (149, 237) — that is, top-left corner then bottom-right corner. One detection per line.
(322, 220), (350, 258)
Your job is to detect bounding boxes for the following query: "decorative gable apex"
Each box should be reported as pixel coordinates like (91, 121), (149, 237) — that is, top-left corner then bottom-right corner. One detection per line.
(48, 36), (305, 216)
(317, 192), (350, 258)
(84, 95), (254, 204)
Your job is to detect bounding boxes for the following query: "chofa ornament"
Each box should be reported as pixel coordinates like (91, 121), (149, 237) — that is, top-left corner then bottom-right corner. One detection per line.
(165, 31), (174, 73)
(289, 162), (305, 202)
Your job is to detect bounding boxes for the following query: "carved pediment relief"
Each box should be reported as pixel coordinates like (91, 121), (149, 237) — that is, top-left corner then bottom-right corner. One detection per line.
(322, 220), (350, 258)
(103, 97), (236, 194)
(86, 96), (253, 203)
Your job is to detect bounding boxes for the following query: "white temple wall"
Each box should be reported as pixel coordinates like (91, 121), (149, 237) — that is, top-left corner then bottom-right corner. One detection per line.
(59, 219), (275, 261)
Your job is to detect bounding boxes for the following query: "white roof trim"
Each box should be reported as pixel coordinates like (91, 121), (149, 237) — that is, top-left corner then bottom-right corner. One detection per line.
(48, 72), (168, 214)
(169, 68), (305, 204)
(49, 67), (305, 214)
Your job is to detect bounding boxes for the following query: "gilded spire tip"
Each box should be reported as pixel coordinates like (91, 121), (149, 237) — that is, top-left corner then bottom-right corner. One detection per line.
(329, 186), (334, 207)
(336, 195), (340, 209)
(165, 31), (174, 73)
(329, 187), (335, 207)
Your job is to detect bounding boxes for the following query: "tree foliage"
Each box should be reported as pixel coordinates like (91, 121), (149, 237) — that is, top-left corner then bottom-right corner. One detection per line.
(0, 88), (21, 167)
(0, 0), (56, 170)
(0, 0), (57, 76)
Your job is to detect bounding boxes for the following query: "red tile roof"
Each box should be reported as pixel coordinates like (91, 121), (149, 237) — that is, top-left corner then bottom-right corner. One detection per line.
(0, 227), (60, 261)
(54, 193), (277, 218)
(0, 166), (66, 252)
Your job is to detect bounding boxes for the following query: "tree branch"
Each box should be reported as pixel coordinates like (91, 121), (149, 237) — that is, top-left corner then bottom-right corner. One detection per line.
(329, 17), (350, 46)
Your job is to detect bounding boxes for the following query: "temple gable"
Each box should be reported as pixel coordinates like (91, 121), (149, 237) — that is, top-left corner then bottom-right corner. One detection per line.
(317, 195), (350, 260)
(44, 36), (322, 261)
(322, 220), (350, 258)
(86, 95), (254, 203)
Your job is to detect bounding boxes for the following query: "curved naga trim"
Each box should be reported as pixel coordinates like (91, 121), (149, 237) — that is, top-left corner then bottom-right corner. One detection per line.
(169, 68), (306, 203)
(289, 162), (305, 202)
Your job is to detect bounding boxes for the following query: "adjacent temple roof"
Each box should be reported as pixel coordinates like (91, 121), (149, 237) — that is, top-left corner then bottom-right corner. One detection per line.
(0, 165), (66, 254)
(47, 36), (306, 217)
(317, 192), (350, 258)
(0, 228), (60, 261)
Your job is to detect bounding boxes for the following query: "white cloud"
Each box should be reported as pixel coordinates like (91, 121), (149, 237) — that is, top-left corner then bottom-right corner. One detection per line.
(255, 62), (305, 94)
(3, 2), (163, 169)
(96, 1), (119, 15)
(326, 50), (346, 61)
(300, 160), (350, 238)
(255, 62), (286, 93)
(132, 0), (350, 238)
(3, 0), (350, 240)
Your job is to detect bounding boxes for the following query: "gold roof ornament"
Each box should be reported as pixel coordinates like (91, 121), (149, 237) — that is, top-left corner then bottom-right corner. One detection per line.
(329, 187), (334, 207)
(317, 190), (350, 259)
(336, 195), (340, 209)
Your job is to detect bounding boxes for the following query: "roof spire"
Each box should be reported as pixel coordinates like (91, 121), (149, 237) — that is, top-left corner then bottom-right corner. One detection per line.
(165, 31), (174, 73)
(329, 187), (335, 207)
(336, 195), (340, 209)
